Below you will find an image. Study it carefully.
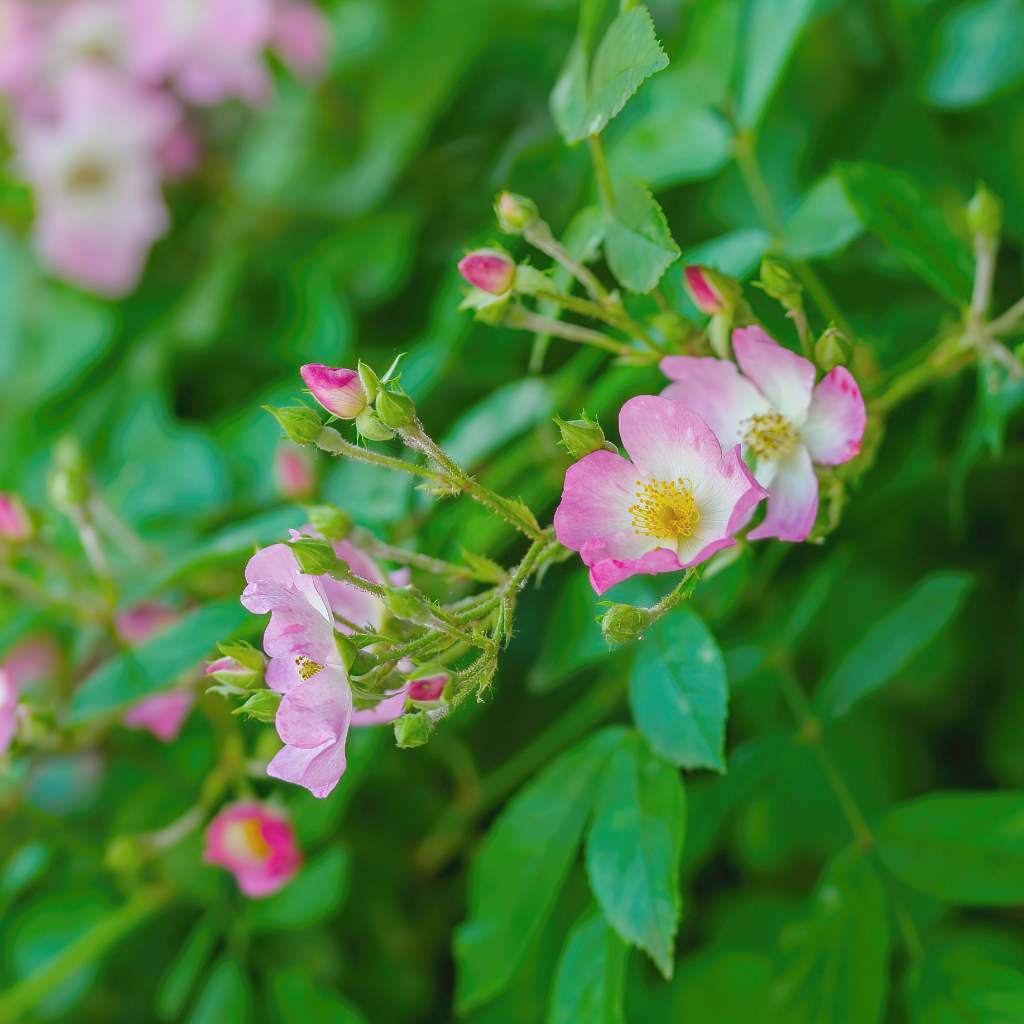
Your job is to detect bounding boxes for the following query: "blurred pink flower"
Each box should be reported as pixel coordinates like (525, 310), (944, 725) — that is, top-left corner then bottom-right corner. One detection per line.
(0, 667), (18, 755)
(157, 120), (200, 180)
(3, 636), (59, 689)
(661, 326), (866, 542)
(274, 442), (316, 500)
(271, 0), (330, 79)
(127, 0), (273, 106)
(123, 690), (194, 742)
(17, 66), (173, 295)
(115, 600), (178, 645)
(0, 1), (42, 100)
(203, 801), (301, 897)
(0, 493), (32, 541)
(554, 395), (767, 595)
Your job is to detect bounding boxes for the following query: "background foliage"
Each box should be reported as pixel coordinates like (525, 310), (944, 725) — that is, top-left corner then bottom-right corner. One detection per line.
(2, 0), (1024, 1021)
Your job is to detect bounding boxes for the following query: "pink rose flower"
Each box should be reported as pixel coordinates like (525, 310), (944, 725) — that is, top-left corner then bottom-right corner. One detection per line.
(0, 667), (19, 755)
(122, 690), (194, 742)
(0, 492), (32, 541)
(203, 801), (301, 897)
(271, 0), (330, 79)
(16, 65), (173, 296)
(661, 326), (866, 542)
(554, 395), (767, 595)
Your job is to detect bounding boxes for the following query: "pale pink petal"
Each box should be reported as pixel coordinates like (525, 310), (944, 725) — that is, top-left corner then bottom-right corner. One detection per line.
(618, 395), (726, 483)
(267, 740), (347, 799)
(732, 327), (815, 422)
(747, 446), (818, 542)
(351, 688), (407, 726)
(660, 356), (770, 447)
(274, 668), (351, 749)
(801, 366), (866, 465)
(265, 656), (302, 693)
(554, 449), (640, 554)
(240, 580), (336, 667)
(587, 547), (685, 596)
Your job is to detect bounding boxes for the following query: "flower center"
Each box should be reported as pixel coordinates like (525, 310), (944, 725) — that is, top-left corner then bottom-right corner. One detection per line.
(630, 477), (700, 539)
(64, 157), (112, 195)
(295, 655), (323, 681)
(743, 412), (797, 460)
(226, 817), (271, 862)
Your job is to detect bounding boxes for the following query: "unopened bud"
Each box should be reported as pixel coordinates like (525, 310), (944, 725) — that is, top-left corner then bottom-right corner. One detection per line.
(274, 443), (316, 500)
(355, 408), (395, 441)
(814, 326), (850, 371)
(406, 668), (449, 706)
(683, 265), (740, 316)
(375, 389), (415, 430)
(266, 404), (323, 446)
(458, 247), (516, 295)
(394, 711), (433, 749)
(554, 414), (616, 460)
(357, 361), (381, 404)
(600, 603), (651, 644)
(232, 689), (282, 723)
(106, 835), (143, 874)
(206, 652), (264, 689)
(286, 537), (348, 577)
(0, 493), (32, 542)
(756, 258), (803, 309)
(966, 182), (1002, 242)
(305, 504), (352, 541)
(300, 363), (366, 419)
(48, 437), (89, 510)
(494, 191), (538, 234)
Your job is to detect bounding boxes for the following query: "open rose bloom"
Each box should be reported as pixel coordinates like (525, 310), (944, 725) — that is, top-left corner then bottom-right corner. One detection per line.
(661, 326), (866, 542)
(203, 801), (301, 897)
(555, 395), (767, 595)
(241, 533), (408, 798)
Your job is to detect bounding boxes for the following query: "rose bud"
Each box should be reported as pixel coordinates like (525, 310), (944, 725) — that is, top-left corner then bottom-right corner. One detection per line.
(299, 364), (367, 419)
(457, 247), (516, 296)
(683, 264), (738, 316)
(0, 493), (32, 542)
(494, 191), (539, 234)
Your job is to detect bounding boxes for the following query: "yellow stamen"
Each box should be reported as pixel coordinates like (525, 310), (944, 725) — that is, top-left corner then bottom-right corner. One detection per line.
(630, 477), (700, 539)
(743, 411), (797, 459)
(295, 655), (323, 681)
(241, 817), (271, 858)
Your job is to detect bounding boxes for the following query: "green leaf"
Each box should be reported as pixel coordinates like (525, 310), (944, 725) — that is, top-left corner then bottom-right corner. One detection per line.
(552, 5), (668, 144)
(155, 917), (219, 1021)
(878, 792), (1024, 904)
(547, 909), (627, 1024)
(585, 733), (685, 977)
(244, 846), (349, 931)
(922, 0), (1024, 109)
(629, 608), (729, 772)
(604, 179), (680, 293)
(69, 600), (251, 723)
(814, 571), (973, 719)
(268, 970), (366, 1024)
(775, 852), (891, 1024)
(837, 162), (974, 304)
(782, 172), (863, 260)
(187, 958), (252, 1024)
(454, 727), (625, 1012)
(81, 604), (246, 711)
(735, 0), (819, 128)
(907, 942), (1024, 1022)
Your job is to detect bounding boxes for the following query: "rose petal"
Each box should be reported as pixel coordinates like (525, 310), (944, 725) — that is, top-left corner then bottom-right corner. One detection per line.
(747, 446), (818, 542)
(801, 366), (866, 465)
(733, 327), (815, 423)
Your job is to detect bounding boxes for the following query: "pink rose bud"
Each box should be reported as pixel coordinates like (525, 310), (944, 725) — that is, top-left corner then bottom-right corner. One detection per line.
(300, 364), (367, 419)
(407, 672), (448, 704)
(203, 802), (302, 898)
(457, 248), (516, 296)
(274, 443), (316, 500)
(123, 690), (195, 742)
(683, 264), (728, 315)
(0, 493), (32, 542)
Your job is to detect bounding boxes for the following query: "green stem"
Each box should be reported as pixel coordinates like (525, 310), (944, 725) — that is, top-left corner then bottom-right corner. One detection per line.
(588, 135), (615, 211)
(504, 304), (632, 356)
(315, 426), (450, 486)
(645, 570), (698, 628)
(523, 222), (609, 303)
(0, 886), (171, 1022)
(349, 529), (490, 582)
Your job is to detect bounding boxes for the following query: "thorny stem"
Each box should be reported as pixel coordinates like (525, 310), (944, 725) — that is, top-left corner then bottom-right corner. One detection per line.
(644, 569), (699, 628)
(504, 303), (634, 356)
(349, 528), (492, 582)
(315, 426), (450, 485)
(523, 221), (610, 303)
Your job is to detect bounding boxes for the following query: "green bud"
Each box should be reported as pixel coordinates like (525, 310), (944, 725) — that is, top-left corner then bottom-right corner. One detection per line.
(814, 326), (850, 371)
(554, 413), (616, 460)
(375, 389), (416, 430)
(105, 835), (143, 874)
(355, 408), (396, 442)
(394, 712), (433, 749)
(48, 436), (90, 510)
(232, 689), (282, 724)
(357, 360), (381, 404)
(305, 504), (352, 541)
(509, 264), (549, 298)
(265, 404), (323, 446)
(966, 182), (1002, 241)
(756, 257), (803, 309)
(708, 313), (732, 360)
(494, 191), (539, 234)
(286, 537), (348, 577)
(600, 603), (652, 644)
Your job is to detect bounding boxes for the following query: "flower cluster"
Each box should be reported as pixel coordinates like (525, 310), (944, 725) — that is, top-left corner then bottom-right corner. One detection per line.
(0, 0), (329, 295)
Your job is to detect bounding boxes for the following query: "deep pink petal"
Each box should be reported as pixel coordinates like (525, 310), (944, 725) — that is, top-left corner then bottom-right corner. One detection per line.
(801, 366), (866, 465)
(733, 327), (815, 422)
(618, 395), (726, 483)
(660, 356), (770, 447)
(554, 449), (640, 554)
(747, 447), (818, 542)
(587, 547), (685, 596)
